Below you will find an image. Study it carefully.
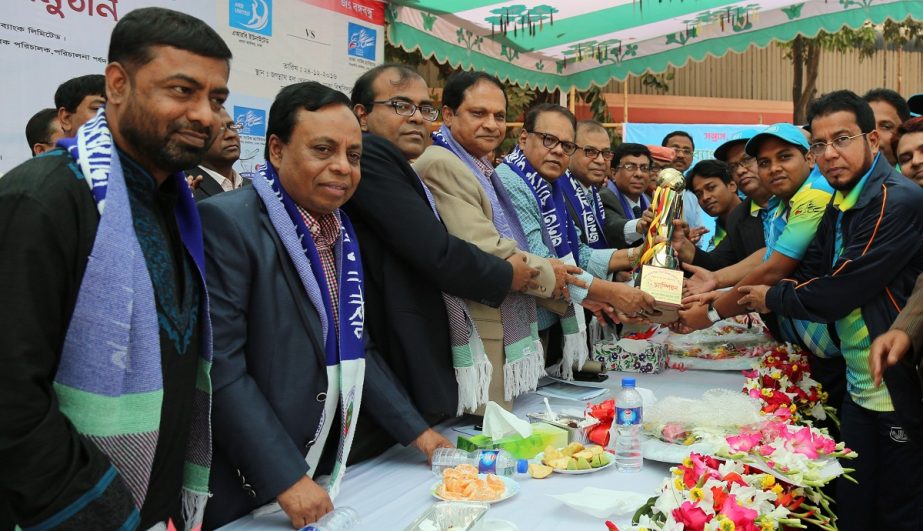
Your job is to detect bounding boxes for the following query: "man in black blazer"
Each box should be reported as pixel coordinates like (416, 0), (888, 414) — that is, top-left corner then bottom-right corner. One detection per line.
(343, 65), (540, 459)
(599, 143), (654, 249)
(201, 82), (448, 529)
(187, 107), (245, 201)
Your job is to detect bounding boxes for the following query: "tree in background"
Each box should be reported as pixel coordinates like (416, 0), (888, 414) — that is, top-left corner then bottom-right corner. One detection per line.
(787, 18), (923, 124)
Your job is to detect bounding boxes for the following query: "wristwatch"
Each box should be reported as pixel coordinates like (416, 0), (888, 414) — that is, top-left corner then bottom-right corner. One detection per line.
(706, 302), (722, 324)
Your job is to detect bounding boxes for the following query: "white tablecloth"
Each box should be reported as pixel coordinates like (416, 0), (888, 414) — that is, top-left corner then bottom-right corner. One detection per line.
(219, 369), (743, 531)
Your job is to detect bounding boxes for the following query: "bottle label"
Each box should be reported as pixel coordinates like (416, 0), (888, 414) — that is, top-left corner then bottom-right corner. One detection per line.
(616, 406), (642, 425)
(477, 449), (499, 474)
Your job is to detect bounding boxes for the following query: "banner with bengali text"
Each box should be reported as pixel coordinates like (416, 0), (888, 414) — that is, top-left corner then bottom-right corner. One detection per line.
(0, 0), (384, 174)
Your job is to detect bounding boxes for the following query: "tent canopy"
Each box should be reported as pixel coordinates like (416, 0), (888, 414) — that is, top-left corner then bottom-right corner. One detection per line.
(387, 0), (923, 92)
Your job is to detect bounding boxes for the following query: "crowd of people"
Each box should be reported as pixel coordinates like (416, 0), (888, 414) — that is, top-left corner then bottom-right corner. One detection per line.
(2, 6), (923, 531)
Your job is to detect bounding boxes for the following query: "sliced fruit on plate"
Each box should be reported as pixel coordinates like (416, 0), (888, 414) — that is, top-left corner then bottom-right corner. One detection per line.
(528, 463), (553, 479)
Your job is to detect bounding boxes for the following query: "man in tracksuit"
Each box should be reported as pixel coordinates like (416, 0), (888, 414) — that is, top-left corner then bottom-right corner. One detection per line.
(739, 90), (923, 530)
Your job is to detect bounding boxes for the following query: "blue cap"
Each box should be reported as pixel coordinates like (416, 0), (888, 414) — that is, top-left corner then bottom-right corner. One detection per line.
(744, 123), (810, 157)
(909, 94), (923, 117)
(517, 459), (529, 474)
(621, 377), (636, 388)
(713, 128), (762, 162)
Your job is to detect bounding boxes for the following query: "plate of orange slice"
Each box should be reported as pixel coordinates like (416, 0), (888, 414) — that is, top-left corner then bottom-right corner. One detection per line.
(431, 464), (519, 504)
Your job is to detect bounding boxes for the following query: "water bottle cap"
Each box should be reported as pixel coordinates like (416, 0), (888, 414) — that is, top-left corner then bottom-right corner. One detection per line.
(621, 377), (636, 388)
(517, 459), (529, 474)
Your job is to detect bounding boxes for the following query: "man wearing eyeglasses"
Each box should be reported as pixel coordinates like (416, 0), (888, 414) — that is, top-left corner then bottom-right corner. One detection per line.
(187, 107), (243, 201)
(342, 64), (535, 450)
(494, 104), (655, 374)
(599, 143), (654, 249)
(738, 90), (923, 530)
(564, 120), (612, 248)
(663, 130), (715, 251)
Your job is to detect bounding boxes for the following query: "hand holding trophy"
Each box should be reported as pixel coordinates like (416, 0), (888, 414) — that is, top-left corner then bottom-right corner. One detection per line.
(631, 168), (686, 323)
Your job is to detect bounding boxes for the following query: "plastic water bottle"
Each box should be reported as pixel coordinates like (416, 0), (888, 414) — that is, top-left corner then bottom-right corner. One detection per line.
(613, 377), (643, 472)
(300, 506), (359, 531)
(431, 448), (527, 477)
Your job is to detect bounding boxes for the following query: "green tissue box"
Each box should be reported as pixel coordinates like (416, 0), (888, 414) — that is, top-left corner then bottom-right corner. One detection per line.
(456, 422), (568, 459)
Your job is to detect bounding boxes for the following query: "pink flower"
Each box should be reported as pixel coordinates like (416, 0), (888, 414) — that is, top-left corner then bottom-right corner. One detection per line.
(672, 501), (712, 531)
(720, 495), (759, 530)
(788, 426), (820, 459)
(755, 444), (774, 457)
(726, 432), (761, 453)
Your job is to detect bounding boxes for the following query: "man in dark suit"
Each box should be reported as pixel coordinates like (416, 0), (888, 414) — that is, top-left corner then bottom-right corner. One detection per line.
(201, 82), (449, 529)
(187, 107), (244, 201)
(599, 143), (654, 249)
(343, 65), (539, 459)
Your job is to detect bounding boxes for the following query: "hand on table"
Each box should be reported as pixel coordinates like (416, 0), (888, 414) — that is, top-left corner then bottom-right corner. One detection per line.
(277, 475), (333, 529)
(411, 428), (453, 465)
(737, 285), (770, 313)
(682, 263), (717, 296)
(869, 329), (912, 387)
(506, 252), (540, 292)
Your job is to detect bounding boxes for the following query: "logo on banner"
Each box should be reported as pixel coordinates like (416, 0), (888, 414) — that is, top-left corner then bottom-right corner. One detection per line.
(347, 22), (376, 60)
(230, 0), (272, 36)
(234, 106), (266, 137)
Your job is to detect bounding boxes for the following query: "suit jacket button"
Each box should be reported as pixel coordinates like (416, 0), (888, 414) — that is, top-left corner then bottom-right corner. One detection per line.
(540, 286), (546, 292)
(316, 392), (327, 402)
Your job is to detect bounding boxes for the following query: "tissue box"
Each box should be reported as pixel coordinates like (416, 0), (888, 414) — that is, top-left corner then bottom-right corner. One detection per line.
(592, 337), (667, 374)
(456, 422), (568, 459)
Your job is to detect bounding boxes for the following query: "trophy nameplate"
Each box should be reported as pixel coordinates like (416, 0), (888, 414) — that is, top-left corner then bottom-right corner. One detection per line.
(639, 265), (684, 324)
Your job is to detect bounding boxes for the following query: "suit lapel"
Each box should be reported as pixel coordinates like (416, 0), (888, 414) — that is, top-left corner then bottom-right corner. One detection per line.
(258, 205), (327, 361)
(199, 174), (224, 197)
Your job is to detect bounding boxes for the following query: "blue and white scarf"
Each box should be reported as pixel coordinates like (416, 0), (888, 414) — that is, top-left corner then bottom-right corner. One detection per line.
(500, 146), (589, 380)
(251, 163), (365, 499)
(430, 126), (544, 402)
(560, 171), (608, 249)
(54, 109), (213, 530)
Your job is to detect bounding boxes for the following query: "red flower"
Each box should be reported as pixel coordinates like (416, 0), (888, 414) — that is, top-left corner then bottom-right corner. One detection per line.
(672, 501), (712, 531)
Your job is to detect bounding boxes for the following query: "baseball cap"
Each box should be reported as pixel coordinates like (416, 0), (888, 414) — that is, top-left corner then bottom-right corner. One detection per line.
(714, 128), (762, 161)
(647, 145), (675, 164)
(745, 123), (810, 157)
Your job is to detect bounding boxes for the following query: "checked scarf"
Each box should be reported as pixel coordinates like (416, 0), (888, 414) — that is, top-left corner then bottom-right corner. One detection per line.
(431, 126), (545, 402)
(499, 146), (589, 380)
(560, 171), (608, 249)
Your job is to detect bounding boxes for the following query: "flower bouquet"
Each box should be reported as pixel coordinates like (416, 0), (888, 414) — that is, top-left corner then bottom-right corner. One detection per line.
(718, 421), (856, 489)
(630, 451), (850, 530)
(742, 344), (836, 425)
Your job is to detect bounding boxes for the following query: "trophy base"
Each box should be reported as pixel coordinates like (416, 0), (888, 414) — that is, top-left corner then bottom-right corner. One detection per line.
(647, 305), (679, 324)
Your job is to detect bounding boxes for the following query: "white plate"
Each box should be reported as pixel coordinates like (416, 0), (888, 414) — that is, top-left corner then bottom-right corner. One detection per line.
(534, 451), (616, 474)
(431, 475), (519, 504)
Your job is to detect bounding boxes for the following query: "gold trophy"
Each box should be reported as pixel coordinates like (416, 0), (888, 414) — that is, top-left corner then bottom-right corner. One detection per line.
(632, 168), (686, 323)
